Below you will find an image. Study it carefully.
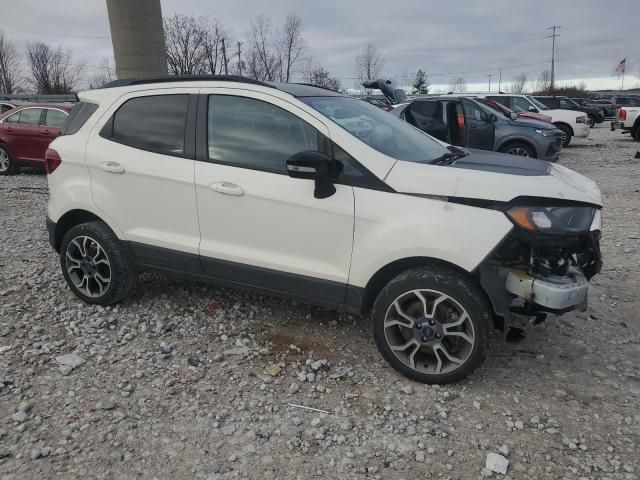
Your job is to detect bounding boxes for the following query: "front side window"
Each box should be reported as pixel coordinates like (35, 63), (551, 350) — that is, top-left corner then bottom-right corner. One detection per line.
(301, 96), (448, 163)
(207, 95), (319, 173)
(511, 97), (533, 113)
(45, 109), (68, 128)
(462, 99), (489, 121)
(108, 95), (189, 156)
(17, 108), (43, 125)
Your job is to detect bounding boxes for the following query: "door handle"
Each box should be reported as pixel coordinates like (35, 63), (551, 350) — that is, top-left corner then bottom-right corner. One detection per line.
(98, 162), (125, 174)
(209, 181), (244, 196)
(6, 127), (12, 132)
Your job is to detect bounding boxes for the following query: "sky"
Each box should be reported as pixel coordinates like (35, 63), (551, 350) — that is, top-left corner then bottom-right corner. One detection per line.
(1, 0), (639, 92)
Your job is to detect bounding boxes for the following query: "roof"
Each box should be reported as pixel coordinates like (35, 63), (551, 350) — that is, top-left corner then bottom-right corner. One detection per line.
(99, 75), (342, 98)
(5, 103), (73, 110)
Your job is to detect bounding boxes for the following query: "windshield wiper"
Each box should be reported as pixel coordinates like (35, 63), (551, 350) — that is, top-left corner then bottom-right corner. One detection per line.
(430, 148), (469, 165)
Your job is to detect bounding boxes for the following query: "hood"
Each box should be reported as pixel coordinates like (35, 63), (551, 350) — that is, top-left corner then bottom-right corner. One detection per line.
(384, 150), (602, 206)
(508, 117), (556, 129)
(362, 78), (408, 104)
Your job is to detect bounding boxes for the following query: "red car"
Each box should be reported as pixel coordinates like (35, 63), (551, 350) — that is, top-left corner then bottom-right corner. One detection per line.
(0, 103), (72, 175)
(476, 98), (553, 124)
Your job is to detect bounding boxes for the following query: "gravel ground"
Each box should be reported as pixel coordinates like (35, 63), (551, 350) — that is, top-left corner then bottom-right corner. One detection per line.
(1, 125), (639, 480)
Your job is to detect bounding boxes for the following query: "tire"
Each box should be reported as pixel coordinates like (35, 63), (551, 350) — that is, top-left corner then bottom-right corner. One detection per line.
(555, 124), (572, 147)
(499, 141), (536, 158)
(588, 117), (596, 128)
(371, 266), (491, 384)
(633, 126), (640, 142)
(60, 221), (135, 305)
(0, 145), (18, 175)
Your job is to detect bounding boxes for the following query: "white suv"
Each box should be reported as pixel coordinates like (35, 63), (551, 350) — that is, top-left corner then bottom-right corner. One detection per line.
(481, 94), (590, 146)
(46, 76), (603, 384)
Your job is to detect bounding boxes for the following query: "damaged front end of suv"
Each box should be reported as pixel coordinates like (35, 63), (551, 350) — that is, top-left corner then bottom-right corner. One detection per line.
(476, 199), (602, 336)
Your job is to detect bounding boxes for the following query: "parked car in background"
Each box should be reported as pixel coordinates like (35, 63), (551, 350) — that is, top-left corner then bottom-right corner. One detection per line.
(361, 96), (392, 111)
(585, 98), (618, 117)
(0, 103), (72, 175)
(612, 105), (640, 141)
(0, 102), (16, 114)
(475, 97), (552, 123)
(45, 76), (602, 384)
(533, 96), (604, 127)
(391, 95), (562, 160)
(611, 96), (640, 107)
(480, 94), (589, 146)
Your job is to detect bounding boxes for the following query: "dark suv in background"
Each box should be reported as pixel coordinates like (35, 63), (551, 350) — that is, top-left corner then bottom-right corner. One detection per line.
(533, 96), (604, 127)
(391, 95), (562, 161)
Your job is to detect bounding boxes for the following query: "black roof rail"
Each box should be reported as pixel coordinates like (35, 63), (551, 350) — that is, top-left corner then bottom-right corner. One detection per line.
(101, 75), (275, 89)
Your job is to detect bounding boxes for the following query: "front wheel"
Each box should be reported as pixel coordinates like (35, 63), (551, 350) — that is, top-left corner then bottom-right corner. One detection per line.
(589, 117), (596, 128)
(372, 267), (490, 384)
(60, 221), (135, 305)
(555, 124), (573, 147)
(499, 142), (535, 158)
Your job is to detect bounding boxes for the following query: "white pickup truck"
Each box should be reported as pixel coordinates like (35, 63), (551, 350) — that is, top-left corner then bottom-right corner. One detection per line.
(612, 105), (640, 141)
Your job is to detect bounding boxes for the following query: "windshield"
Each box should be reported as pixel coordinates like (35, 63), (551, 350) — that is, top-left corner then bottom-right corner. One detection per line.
(527, 96), (549, 110)
(300, 96), (448, 163)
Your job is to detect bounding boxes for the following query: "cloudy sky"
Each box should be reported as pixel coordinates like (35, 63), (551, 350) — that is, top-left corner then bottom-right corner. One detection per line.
(2, 0), (639, 91)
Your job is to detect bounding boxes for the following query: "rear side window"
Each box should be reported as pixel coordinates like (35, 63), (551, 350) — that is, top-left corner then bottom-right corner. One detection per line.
(45, 109), (68, 128)
(60, 102), (98, 135)
(411, 100), (441, 118)
(103, 95), (189, 157)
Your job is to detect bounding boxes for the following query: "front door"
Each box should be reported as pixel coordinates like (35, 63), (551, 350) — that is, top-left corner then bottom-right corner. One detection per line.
(461, 99), (495, 150)
(3, 108), (44, 161)
(85, 90), (201, 270)
(195, 89), (355, 305)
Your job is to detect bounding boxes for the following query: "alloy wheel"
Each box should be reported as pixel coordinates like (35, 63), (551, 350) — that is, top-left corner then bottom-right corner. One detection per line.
(383, 289), (476, 375)
(507, 146), (530, 157)
(0, 148), (9, 173)
(65, 235), (112, 298)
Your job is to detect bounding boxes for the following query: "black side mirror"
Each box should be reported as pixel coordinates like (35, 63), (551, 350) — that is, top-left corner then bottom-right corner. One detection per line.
(286, 151), (342, 199)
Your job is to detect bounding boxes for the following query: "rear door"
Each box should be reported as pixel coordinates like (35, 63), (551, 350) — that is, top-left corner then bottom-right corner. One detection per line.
(2, 108), (45, 161)
(37, 108), (68, 159)
(461, 99), (495, 150)
(86, 90), (201, 269)
(405, 100), (448, 141)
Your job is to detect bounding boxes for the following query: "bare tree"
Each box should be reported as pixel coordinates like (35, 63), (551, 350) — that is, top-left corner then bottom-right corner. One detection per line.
(164, 14), (208, 75)
(279, 13), (305, 82)
(27, 42), (82, 94)
(448, 76), (467, 93)
(202, 19), (232, 75)
(246, 14), (280, 81)
(355, 43), (384, 82)
(0, 31), (23, 94)
(536, 69), (551, 93)
(89, 58), (116, 89)
(509, 72), (529, 94)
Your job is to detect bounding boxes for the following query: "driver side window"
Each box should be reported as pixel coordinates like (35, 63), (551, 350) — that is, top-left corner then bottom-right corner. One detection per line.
(462, 100), (487, 121)
(511, 97), (532, 113)
(207, 95), (319, 174)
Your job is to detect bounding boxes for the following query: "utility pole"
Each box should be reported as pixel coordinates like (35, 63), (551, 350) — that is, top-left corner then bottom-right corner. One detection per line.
(547, 25), (561, 92)
(236, 41), (242, 76)
(486, 74), (492, 92)
(498, 68), (502, 92)
(221, 38), (229, 75)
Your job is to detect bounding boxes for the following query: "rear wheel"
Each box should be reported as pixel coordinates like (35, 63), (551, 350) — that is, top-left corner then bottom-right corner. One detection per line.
(60, 221), (135, 305)
(588, 117), (596, 128)
(633, 125), (640, 141)
(372, 267), (490, 384)
(555, 124), (573, 147)
(0, 145), (17, 175)
(499, 142), (535, 158)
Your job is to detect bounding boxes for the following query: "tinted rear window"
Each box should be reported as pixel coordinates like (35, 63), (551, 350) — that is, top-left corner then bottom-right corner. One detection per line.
(105, 95), (189, 157)
(60, 102), (98, 135)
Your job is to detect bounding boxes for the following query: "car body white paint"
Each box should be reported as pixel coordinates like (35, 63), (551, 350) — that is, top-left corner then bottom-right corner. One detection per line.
(47, 80), (601, 294)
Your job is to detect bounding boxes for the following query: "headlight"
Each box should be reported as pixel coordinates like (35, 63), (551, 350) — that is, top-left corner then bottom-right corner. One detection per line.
(506, 206), (596, 234)
(535, 129), (554, 137)
(576, 116), (587, 124)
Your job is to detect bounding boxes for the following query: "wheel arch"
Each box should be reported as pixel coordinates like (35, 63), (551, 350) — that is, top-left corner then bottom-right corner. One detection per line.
(552, 121), (574, 136)
(357, 256), (491, 316)
(496, 137), (538, 157)
(52, 209), (107, 252)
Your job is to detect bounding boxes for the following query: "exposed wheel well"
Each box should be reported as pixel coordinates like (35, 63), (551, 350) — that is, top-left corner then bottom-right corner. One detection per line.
(360, 256), (489, 315)
(53, 210), (103, 251)
(553, 122), (574, 136)
(497, 139), (537, 158)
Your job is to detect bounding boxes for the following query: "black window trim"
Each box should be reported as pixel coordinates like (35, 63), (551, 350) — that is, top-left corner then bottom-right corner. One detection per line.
(100, 93), (196, 160)
(195, 93), (393, 192)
